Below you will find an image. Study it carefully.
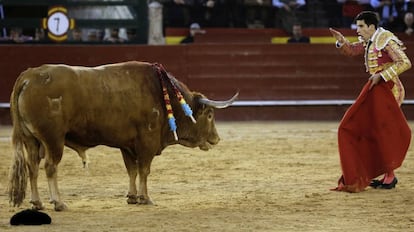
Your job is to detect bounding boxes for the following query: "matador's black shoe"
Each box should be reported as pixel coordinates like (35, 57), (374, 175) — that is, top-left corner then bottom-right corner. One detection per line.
(369, 179), (383, 188)
(377, 177), (398, 189)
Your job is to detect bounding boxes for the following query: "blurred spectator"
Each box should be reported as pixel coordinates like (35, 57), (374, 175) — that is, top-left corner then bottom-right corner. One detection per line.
(403, 11), (414, 35)
(394, 0), (412, 32)
(272, 0), (306, 33)
(87, 30), (101, 42)
(370, 0), (402, 31)
(287, 23), (310, 43)
(197, 0), (227, 27)
(402, 0), (414, 12)
(223, 0), (246, 27)
(245, 0), (273, 28)
(126, 28), (138, 43)
(7, 27), (33, 43)
(337, 0), (369, 28)
(103, 28), (127, 43)
(180, 22), (205, 43)
(162, 0), (195, 27)
(34, 28), (46, 42)
(323, 0), (343, 27)
(68, 28), (83, 42)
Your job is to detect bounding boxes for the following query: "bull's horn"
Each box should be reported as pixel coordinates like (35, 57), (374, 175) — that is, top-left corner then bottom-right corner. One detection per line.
(199, 92), (239, 109)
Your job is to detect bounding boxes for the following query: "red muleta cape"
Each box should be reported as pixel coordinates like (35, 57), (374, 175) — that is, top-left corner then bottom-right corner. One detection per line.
(334, 80), (411, 192)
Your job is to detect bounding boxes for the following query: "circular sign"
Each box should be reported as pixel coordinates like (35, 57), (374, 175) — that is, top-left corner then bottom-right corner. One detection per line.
(47, 11), (70, 37)
(42, 7), (75, 42)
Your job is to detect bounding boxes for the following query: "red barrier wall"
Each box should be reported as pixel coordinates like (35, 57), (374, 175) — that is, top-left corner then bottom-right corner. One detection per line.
(166, 28), (414, 44)
(1, 42), (414, 123)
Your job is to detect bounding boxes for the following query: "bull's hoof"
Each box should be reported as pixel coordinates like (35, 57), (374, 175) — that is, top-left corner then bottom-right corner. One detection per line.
(126, 194), (154, 205)
(49, 200), (67, 211)
(126, 194), (138, 204)
(54, 202), (67, 211)
(30, 200), (45, 210)
(137, 195), (154, 205)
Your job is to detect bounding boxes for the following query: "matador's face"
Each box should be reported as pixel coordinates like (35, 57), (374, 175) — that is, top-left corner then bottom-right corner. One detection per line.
(356, 20), (376, 42)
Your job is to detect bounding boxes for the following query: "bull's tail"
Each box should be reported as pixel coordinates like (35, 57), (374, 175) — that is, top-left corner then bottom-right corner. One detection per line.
(8, 73), (30, 207)
(8, 130), (28, 207)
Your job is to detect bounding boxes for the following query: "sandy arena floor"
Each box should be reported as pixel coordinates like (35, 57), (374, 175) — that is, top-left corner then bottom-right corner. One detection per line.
(0, 121), (413, 232)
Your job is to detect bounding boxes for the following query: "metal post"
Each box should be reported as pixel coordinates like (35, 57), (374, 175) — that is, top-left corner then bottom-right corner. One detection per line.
(148, 1), (165, 45)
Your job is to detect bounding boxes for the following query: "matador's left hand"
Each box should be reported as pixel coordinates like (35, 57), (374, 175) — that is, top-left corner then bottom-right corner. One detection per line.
(369, 73), (382, 90)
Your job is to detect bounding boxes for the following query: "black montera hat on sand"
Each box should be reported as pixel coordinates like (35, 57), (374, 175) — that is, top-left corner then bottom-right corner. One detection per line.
(10, 209), (52, 225)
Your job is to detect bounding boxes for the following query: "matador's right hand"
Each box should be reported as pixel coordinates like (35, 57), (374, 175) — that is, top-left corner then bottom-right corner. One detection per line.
(329, 28), (346, 44)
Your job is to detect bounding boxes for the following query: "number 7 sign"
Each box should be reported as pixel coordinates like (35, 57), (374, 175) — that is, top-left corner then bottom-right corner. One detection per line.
(42, 6), (75, 42)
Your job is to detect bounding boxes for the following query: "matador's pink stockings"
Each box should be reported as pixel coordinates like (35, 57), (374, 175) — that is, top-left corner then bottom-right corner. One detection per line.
(382, 171), (395, 184)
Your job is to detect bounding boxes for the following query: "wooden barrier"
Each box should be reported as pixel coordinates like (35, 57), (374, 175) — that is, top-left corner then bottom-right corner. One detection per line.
(166, 27), (358, 44)
(165, 27), (414, 44)
(1, 40), (414, 123)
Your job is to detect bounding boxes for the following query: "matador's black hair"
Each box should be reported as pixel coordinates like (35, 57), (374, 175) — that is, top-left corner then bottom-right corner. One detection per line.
(354, 11), (380, 29)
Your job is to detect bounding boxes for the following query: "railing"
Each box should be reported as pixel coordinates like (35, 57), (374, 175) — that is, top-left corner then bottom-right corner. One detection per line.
(3, 100), (414, 109)
(0, 103), (9, 108)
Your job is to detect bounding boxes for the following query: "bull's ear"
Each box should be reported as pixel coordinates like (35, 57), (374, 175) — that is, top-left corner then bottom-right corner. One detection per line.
(192, 93), (207, 111)
(192, 93), (210, 122)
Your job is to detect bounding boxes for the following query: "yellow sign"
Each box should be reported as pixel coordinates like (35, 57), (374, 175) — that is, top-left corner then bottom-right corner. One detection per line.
(42, 6), (75, 42)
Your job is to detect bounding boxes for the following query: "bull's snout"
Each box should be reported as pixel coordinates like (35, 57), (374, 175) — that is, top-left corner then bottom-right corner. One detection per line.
(209, 135), (220, 145)
(199, 131), (220, 151)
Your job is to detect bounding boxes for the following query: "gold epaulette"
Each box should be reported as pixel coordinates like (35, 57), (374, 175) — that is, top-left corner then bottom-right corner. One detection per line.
(374, 28), (404, 50)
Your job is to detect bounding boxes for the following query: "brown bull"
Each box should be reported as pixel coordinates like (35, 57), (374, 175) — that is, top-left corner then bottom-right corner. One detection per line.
(8, 61), (237, 211)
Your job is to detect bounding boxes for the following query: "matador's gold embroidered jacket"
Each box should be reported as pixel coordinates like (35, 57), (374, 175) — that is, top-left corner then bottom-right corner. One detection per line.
(337, 27), (412, 104)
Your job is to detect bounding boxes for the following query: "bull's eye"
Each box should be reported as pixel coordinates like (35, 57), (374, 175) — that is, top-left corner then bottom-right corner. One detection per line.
(207, 110), (214, 121)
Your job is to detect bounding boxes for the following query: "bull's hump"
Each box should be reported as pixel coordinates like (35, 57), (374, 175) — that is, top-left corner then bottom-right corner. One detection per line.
(93, 61), (150, 69)
(37, 61), (150, 72)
